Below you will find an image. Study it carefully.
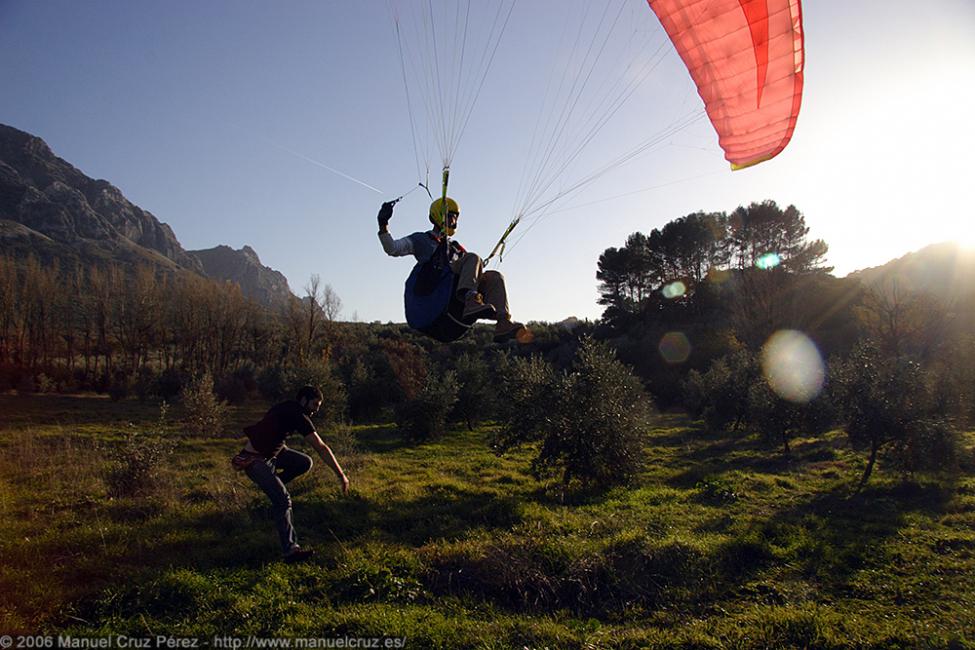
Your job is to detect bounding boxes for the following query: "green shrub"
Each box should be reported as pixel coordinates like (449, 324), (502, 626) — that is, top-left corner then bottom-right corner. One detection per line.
(45, 366), (75, 393)
(0, 362), (16, 390)
(395, 370), (459, 442)
(746, 378), (838, 454)
(427, 531), (717, 615)
(495, 338), (652, 488)
(381, 339), (429, 402)
(214, 363), (258, 404)
(289, 361), (347, 426)
(683, 346), (759, 432)
(345, 358), (388, 422)
(493, 353), (557, 450)
(323, 423), (362, 472)
(181, 372), (228, 435)
(104, 404), (175, 497)
(833, 342), (962, 489)
(425, 528), (570, 610)
(451, 352), (496, 430)
(331, 557), (426, 604)
(695, 476), (740, 503)
(33, 373), (53, 393)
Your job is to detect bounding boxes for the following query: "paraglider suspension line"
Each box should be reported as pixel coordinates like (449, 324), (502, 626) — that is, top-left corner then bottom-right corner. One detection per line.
(439, 167), (451, 245)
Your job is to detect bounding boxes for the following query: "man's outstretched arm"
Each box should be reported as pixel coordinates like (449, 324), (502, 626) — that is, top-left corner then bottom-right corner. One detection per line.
(305, 431), (349, 495)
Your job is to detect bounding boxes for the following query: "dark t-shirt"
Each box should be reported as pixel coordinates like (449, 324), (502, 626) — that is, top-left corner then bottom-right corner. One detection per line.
(244, 400), (316, 458)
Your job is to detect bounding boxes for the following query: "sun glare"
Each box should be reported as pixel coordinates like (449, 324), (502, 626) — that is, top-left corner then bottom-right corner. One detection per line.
(955, 218), (975, 249)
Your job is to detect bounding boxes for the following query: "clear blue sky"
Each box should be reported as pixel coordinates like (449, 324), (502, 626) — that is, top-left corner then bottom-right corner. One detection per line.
(2, 0), (973, 323)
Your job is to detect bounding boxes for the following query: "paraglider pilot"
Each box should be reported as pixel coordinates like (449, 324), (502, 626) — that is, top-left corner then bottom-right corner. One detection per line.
(378, 197), (530, 343)
(231, 385), (349, 563)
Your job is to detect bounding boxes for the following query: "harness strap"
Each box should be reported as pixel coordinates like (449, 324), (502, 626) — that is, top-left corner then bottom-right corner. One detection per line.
(428, 232), (466, 258)
(445, 311), (475, 330)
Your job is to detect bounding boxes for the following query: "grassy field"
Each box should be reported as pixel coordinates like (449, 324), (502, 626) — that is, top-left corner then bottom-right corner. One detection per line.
(1, 393), (973, 648)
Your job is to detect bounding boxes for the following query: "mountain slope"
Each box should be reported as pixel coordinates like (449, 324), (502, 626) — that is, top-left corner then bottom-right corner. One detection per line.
(848, 242), (975, 301)
(0, 123), (294, 307)
(0, 123), (202, 272)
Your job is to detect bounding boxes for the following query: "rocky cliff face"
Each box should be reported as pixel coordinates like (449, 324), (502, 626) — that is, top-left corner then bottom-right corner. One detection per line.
(0, 123), (202, 272)
(189, 245), (293, 309)
(0, 123), (295, 308)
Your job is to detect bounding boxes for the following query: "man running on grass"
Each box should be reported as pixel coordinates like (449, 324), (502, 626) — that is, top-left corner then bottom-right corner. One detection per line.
(231, 385), (349, 563)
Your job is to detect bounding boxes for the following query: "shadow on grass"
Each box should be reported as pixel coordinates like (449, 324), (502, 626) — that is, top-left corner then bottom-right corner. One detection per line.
(645, 415), (714, 448)
(667, 432), (842, 489)
(303, 483), (524, 546)
(352, 424), (415, 454)
(0, 393), (158, 428)
(742, 479), (957, 592)
(6, 482), (524, 627)
(78, 479), (525, 576)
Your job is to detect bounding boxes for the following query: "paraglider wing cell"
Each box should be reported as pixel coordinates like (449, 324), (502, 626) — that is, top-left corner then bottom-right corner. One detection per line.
(648, 0), (804, 169)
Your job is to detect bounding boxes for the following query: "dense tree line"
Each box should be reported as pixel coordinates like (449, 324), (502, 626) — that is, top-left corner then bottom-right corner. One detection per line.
(0, 256), (337, 397)
(2, 198), (971, 489)
(0, 252), (580, 431)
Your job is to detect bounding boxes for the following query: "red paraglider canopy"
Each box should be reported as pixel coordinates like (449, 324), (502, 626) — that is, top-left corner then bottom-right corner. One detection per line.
(648, 0), (804, 169)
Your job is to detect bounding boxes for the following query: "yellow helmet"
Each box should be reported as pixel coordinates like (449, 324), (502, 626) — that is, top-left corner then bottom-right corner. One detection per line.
(429, 197), (460, 235)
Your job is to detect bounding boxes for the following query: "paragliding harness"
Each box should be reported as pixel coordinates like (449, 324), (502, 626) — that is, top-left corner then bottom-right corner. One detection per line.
(404, 234), (475, 343)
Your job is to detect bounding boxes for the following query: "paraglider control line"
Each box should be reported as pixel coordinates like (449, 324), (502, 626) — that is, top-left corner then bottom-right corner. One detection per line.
(386, 182), (430, 207)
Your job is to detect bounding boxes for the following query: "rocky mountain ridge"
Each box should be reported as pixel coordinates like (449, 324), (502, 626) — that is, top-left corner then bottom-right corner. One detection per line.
(190, 244), (292, 309)
(0, 123), (293, 308)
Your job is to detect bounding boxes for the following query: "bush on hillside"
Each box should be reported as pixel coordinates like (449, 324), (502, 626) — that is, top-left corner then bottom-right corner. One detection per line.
(833, 342), (961, 489)
(345, 357), (391, 422)
(451, 352), (496, 430)
(104, 403), (175, 497)
(495, 338), (652, 488)
(181, 372), (228, 435)
(381, 339), (429, 402)
(683, 346), (759, 432)
(395, 370), (459, 442)
(35, 373), (55, 394)
(746, 379), (838, 454)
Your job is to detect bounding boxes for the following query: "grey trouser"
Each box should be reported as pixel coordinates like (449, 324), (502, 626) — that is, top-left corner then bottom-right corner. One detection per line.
(452, 253), (511, 321)
(244, 447), (313, 554)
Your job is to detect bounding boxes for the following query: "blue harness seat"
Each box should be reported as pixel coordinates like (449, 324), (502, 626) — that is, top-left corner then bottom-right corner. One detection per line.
(404, 241), (475, 342)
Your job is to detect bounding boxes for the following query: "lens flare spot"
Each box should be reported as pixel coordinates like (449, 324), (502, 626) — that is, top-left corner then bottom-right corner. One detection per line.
(756, 252), (781, 270)
(662, 281), (687, 299)
(760, 330), (825, 403)
(659, 331), (691, 364)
